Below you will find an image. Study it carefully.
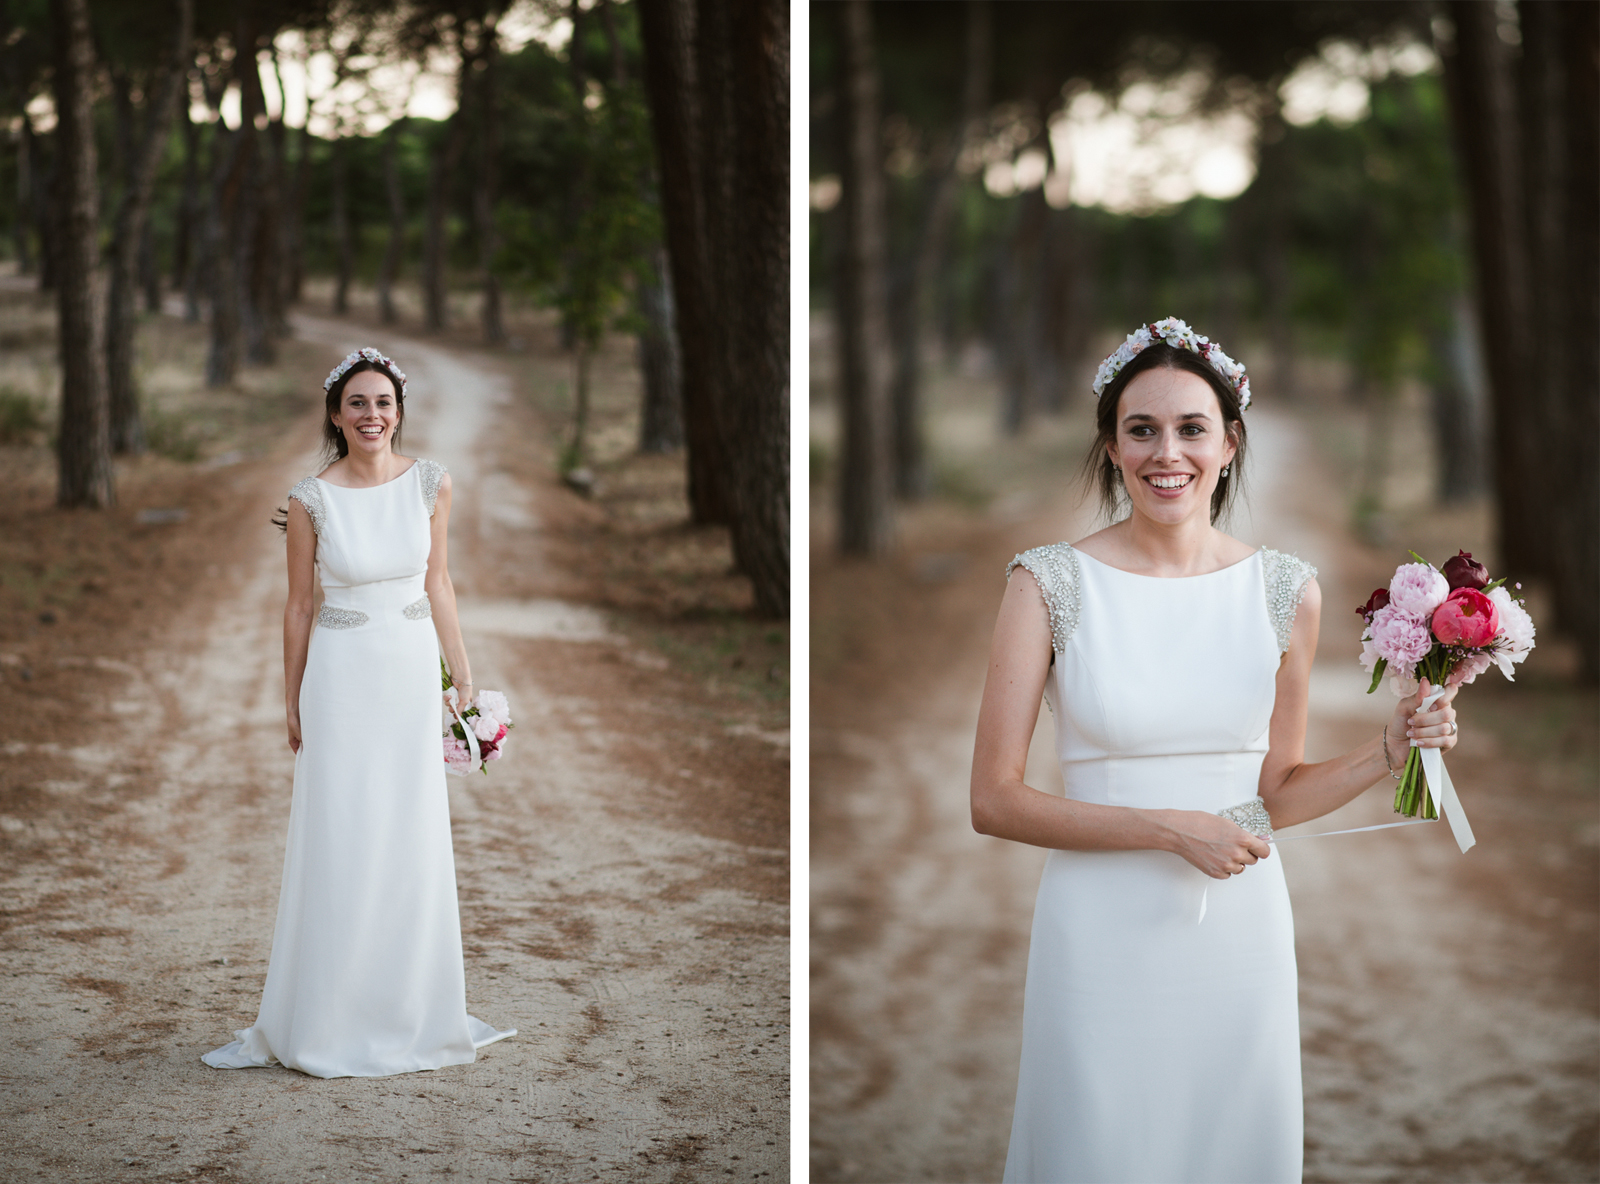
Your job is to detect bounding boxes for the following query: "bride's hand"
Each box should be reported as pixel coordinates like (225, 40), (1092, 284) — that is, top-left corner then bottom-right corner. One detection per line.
(1167, 811), (1272, 880)
(1390, 676), (1460, 754)
(287, 709), (302, 754)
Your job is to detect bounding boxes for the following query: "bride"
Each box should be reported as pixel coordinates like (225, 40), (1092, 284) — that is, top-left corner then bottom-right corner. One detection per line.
(202, 347), (514, 1079)
(972, 319), (1460, 1182)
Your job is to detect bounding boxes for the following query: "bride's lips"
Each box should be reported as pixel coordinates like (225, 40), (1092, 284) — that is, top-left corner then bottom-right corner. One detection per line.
(1141, 472), (1194, 498)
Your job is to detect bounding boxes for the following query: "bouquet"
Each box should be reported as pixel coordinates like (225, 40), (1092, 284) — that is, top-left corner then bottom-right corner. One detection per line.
(440, 659), (513, 776)
(1357, 550), (1536, 820)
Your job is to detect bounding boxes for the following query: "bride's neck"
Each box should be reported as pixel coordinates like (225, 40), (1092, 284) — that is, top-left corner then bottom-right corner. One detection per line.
(1116, 511), (1227, 577)
(340, 449), (403, 486)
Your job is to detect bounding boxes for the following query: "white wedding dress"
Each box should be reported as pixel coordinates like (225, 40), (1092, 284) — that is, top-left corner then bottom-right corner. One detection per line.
(202, 458), (514, 1079)
(1001, 543), (1316, 1184)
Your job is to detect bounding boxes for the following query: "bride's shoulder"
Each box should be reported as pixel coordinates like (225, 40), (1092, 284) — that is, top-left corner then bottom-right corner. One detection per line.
(411, 457), (449, 514)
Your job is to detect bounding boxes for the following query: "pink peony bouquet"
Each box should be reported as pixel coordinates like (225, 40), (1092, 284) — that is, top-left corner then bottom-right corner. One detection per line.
(1357, 550), (1536, 818)
(440, 660), (513, 776)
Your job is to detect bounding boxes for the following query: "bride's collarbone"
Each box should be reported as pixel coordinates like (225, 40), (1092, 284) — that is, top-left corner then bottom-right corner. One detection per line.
(317, 455), (418, 489)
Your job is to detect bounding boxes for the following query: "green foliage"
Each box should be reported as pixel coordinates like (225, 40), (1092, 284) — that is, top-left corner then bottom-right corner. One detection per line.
(143, 406), (202, 462)
(0, 386), (46, 445)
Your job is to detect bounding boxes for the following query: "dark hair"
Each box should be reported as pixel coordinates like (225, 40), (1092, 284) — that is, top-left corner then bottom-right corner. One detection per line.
(1080, 342), (1248, 525)
(272, 358), (408, 531)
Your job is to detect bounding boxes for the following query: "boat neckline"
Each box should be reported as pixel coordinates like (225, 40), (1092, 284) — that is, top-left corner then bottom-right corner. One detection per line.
(1072, 546), (1261, 580)
(312, 458), (419, 491)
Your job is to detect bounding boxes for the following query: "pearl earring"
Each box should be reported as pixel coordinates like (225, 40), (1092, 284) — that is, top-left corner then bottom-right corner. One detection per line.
(1221, 465), (1230, 477)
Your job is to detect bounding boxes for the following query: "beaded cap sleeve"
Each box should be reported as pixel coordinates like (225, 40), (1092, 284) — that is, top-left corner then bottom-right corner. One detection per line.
(286, 477), (327, 535)
(1006, 542), (1082, 655)
(415, 458), (446, 516)
(1259, 548), (1317, 653)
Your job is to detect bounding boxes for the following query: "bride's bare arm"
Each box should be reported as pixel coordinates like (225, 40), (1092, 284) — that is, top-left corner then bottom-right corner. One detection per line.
(970, 570), (1271, 879)
(284, 499), (316, 752)
(1256, 578), (1459, 828)
(424, 473), (472, 703)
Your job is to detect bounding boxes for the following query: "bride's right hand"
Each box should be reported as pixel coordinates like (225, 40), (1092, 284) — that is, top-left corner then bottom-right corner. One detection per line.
(1166, 811), (1271, 880)
(287, 709), (302, 754)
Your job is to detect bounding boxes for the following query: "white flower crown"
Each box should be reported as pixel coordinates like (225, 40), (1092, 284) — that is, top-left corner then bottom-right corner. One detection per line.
(324, 347), (408, 397)
(1092, 317), (1251, 410)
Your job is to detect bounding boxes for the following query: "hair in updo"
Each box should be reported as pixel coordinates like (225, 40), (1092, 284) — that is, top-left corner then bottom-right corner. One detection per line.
(321, 357), (405, 462)
(1081, 342), (1248, 525)
(271, 357), (408, 531)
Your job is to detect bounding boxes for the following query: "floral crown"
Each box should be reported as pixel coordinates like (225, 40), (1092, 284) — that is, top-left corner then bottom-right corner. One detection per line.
(324, 347), (407, 397)
(1092, 317), (1250, 411)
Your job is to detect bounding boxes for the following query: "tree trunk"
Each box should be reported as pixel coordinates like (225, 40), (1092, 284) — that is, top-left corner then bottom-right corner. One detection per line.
(1426, 294), (1487, 503)
(13, 115), (33, 274)
(139, 218), (161, 312)
(173, 96), (200, 304)
(378, 120), (405, 325)
(242, 46), (281, 360)
(107, 0), (192, 455)
(1257, 103), (1297, 402)
(889, 0), (989, 499)
(1441, 1), (1539, 575)
(283, 125), (310, 305)
(833, 0), (892, 557)
(204, 117), (253, 387)
(331, 137), (353, 315)
(51, 0), (113, 508)
(476, 19), (504, 345)
(998, 181), (1048, 435)
(423, 49), (472, 333)
(28, 110), (57, 292)
(637, 0), (731, 524)
(636, 245), (684, 452)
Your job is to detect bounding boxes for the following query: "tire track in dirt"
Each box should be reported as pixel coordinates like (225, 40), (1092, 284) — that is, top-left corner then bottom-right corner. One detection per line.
(1, 317), (788, 1183)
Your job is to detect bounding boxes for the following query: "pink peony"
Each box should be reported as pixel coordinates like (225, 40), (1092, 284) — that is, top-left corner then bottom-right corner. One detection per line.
(476, 689), (511, 726)
(483, 743), (504, 761)
(1370, 604), (1435, 674)
(1431, 587), (1499, 646)
(1487, 586), (1536, 679)
(1358, 636), (1383, 677)
(444, 736), (474, 775)
(473, 713), (502, 743)
(1388, 563), (1450, 617)
(1446, 650), (1493, 688)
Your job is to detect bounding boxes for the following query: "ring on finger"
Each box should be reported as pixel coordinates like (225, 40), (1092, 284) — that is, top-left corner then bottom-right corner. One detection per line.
(1448, 720), (1457, 735)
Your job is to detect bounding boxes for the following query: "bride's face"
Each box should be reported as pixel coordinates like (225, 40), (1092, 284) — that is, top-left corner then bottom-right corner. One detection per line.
(1106, 367), (1236, 525)
(333, 371), (401, 454)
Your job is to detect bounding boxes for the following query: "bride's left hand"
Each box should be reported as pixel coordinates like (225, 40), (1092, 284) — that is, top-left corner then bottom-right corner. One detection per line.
(1392, 676), (1461, 753)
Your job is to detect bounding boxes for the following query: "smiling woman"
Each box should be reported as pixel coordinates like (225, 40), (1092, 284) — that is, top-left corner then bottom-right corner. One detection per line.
(969, 319), (1464, 1182)
(204, 347), (515, 1079)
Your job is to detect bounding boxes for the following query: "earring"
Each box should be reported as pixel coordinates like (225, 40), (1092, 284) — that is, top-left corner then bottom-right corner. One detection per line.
(1221, 465), (1230, 477)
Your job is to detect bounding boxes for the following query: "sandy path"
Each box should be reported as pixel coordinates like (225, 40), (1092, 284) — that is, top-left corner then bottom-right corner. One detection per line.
(1, 320), (788, 1182)
(810, 408), (1597, 1182)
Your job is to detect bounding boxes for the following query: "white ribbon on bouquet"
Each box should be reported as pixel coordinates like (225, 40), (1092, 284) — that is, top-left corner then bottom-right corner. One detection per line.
(445, 685), (481, 766)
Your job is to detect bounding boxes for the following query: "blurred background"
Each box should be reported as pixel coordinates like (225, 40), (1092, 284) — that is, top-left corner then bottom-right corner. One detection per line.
(0, 0), (786, 617)
(809, 3), (1597, 1181)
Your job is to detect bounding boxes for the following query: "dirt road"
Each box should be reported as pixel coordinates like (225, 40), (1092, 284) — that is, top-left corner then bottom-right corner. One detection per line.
(810, 400), (1597, 1183)
(0, 315), (789, 1182)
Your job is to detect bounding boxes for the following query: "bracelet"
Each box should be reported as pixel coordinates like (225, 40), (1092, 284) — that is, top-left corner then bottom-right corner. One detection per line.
(1381, 724), (1403, 781)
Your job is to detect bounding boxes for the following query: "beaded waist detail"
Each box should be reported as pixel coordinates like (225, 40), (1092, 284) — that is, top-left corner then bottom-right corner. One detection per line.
(317, 594), (431, 630)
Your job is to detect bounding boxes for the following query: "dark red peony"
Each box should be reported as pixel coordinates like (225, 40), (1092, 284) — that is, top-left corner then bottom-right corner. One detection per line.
(1441, 550), (1489, 591)
(1356, 588), (1390, 622)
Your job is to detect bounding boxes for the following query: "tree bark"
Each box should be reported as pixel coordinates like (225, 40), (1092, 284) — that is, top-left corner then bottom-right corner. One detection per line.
(332, 137), (353, 315)
(283, 125), (310, 305)
(13, 114), (33, 274)
(204, 114), (254, 386)
(423, 48), (472, 333)
(637, 0), (730, 524)
(378, 120), (405, 324)
(51, 0), (113, 508)
(889, 0), (989, 499)
(636, 245), (683, 453)
(106, 0), (192, 455)
(833, 0), (893, 556)
(476, 18), (505, 345)
(1441, 1), (1539, 575)
(173, 96), (201, 308)
(27, 109), (57, 291)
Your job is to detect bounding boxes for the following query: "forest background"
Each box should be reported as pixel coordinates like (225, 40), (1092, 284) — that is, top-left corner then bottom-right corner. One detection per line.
(0, 0), (787, 616)
(810, 2), (1598, 1180)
